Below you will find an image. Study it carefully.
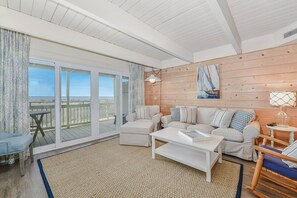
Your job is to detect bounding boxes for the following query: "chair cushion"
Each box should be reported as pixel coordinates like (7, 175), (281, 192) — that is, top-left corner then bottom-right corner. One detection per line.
(281, 140), (297, 168)
(170, 108), (180, 121)
(211, 109), (236, 128)
(187, 124), (214, 134)
(262, 145), (297, 180)
(230, 111), (255, 133)
(168, 121), (192, 129)
(197, 107), (218, 124)
(120, 121), (154, 135)
(0, 132), (21, 139)
(212, 128), (244, 142)
(5, 135), (33, 154)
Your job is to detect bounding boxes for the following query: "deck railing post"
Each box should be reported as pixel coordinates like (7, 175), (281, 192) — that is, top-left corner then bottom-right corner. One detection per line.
(66, 72), (70, 129)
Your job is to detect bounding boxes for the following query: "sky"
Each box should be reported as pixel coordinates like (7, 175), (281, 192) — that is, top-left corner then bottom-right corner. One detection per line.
(29, 67), (115, 97)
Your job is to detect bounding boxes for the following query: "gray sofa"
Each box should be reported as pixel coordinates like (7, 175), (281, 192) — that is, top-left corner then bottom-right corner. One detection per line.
(161, 107), (260, 161)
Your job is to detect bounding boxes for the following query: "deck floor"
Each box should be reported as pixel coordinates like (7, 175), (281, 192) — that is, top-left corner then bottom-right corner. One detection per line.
(32, 120), (116, 147)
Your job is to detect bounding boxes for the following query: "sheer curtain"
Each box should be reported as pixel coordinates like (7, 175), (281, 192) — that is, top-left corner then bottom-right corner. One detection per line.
(129, 63), (144, 113)
(0, 28), (30, 135)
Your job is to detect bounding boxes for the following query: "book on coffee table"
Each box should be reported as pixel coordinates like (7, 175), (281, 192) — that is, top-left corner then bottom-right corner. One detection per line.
(178, 129), (211, 142)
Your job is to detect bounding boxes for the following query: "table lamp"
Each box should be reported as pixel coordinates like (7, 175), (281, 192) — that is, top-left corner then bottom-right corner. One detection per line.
(270, 91), (296, 127)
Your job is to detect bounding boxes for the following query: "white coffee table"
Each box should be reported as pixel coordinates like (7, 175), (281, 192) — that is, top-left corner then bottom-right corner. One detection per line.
(150, 127), (224, 182)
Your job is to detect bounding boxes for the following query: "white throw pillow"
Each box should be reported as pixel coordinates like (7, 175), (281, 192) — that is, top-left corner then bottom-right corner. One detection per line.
(211, 109), (236, 128)
(136, 106), (150, 119)
(180, 107), (197, 124)
(282, 140), (297, 168)
(180, 107), (187, 123)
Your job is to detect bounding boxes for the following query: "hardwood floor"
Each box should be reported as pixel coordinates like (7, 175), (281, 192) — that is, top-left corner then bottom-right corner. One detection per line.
(0, 138), (294, 198)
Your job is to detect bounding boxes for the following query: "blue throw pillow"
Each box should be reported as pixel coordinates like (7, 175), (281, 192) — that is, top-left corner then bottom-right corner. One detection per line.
(171, 108), (180, 121)
(230, 111), (255, 133)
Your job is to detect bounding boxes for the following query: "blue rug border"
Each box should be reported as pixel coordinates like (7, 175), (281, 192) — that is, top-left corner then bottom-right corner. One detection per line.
(236, 163), (244, 198)
(37, 159), (54, 198)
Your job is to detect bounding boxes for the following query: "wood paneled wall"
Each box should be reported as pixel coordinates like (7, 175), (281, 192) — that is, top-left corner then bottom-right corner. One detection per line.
(145, 43), (297, 141)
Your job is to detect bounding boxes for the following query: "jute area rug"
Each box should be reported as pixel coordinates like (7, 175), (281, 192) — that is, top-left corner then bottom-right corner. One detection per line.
(38, 138), (243, 198)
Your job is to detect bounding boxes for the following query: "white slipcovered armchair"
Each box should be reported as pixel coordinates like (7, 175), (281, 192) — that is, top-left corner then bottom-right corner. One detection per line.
(126, 105), (162, 131)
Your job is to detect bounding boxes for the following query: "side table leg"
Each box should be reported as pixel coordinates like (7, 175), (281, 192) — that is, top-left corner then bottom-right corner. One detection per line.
(289, 132), (294, 144)
(218, 144), (222, 163)
(270, 129), (274, 147)
(206, 151), (211, 182)
(152, 136), (155, 159)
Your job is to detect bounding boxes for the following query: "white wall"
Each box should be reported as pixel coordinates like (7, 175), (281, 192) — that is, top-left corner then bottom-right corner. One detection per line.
(30, 38), (129, 72)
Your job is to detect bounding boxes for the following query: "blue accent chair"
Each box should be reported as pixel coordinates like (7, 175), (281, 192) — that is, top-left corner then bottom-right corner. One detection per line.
(248, 135), (297, 197)
(0, 132), (34, 176)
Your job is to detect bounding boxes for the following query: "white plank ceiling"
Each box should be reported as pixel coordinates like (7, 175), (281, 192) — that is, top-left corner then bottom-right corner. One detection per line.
(108, 0), (228, 52)
(227, 0), (297, 40)
(1, 0), (297, 63)
(0, 0), (173, 60)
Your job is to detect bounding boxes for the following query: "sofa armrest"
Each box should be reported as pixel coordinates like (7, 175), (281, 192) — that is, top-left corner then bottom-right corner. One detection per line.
(152, 113), (163, 131)
(152, 113), (163, 125)
(126, 113), (136, 122)
(243, 121), (260, 142)
(161, 115), (172, 128)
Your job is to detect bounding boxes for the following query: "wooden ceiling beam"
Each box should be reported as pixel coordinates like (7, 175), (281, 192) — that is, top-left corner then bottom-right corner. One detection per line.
(207, 0), (242, 54)
(52, 0), (194, 63)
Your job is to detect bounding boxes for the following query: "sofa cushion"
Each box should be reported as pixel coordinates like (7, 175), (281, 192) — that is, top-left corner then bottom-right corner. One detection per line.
(170, 108), (180, 121)
(211, 109), (236, 128)
(168, 121), (192, 129)
(212, 128), (244, 142)
(180, 107), (197, 124)
(187, 124), (214, 134)
(282, 140), (297, 168)
(197, 108), (218, 124)
(230, 110), (255, 133)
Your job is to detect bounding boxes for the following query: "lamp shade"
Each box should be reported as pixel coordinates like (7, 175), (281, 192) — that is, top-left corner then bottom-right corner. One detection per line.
(270, 91), (296, 107)
(144, 74), (161, 84)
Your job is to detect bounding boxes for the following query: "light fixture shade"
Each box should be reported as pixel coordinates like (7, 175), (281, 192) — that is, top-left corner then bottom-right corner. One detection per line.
(270, 91), (296, 107)
(144, 74), (161, 83)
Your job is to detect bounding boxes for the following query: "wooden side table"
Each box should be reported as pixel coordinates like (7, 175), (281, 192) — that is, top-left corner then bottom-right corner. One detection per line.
(266, 125), (297, 147)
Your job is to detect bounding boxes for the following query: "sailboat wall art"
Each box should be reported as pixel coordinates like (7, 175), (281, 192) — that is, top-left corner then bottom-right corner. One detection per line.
(197, 64), (220, 99)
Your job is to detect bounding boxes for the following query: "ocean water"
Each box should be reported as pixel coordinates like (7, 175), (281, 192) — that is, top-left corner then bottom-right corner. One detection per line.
(29, 96), (114, 102)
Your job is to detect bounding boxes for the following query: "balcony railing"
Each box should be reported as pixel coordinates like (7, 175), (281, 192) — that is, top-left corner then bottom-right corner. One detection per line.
(29, 100), (116, 130)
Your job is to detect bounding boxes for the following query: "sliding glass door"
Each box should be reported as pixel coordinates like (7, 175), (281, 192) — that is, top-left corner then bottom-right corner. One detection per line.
(29, 59), (129, 153)
(98, 74), (120, 134)
(61, 68), (91, 142)
(28, 64), (55, 148)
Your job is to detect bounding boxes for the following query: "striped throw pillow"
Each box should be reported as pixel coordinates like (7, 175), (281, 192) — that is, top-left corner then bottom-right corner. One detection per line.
(282, 140), (297, 168)
(180, 107), (197, 124)
(211, 109), (236, 128)
(136, 106), (150, 119)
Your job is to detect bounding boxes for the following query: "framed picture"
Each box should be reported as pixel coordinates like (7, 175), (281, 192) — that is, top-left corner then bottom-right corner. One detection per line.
(197, 64), (220, 99)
